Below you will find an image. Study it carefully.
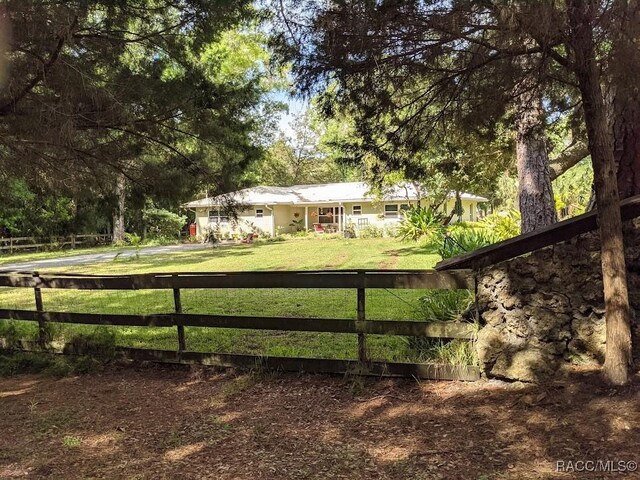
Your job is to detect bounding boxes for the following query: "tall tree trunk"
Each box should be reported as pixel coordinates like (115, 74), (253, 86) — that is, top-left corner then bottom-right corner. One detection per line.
(610, 0), (640, 199)
(568, 0), (632, 385)
(514, 59), (558, 233)
(112, 172), (126, 243)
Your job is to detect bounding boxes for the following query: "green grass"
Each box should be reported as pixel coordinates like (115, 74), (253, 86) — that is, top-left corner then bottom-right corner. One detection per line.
(0, 237), (470, 363)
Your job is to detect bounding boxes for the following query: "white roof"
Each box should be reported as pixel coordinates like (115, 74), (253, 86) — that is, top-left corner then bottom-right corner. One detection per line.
(182, 182), (488, 208)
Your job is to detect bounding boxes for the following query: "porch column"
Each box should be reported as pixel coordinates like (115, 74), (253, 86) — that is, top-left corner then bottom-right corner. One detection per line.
(305, 206), (309, 231)
(338, 203), (342, 232)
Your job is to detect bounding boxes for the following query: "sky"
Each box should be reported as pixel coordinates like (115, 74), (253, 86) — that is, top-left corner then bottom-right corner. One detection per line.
(272, 91), (308, 139)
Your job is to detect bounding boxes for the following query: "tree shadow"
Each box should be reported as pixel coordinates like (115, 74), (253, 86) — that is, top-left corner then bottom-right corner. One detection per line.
(1, 367), (637, 479)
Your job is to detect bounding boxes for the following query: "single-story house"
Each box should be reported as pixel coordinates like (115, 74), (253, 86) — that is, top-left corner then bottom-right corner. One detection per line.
(182, 181), (488, 237)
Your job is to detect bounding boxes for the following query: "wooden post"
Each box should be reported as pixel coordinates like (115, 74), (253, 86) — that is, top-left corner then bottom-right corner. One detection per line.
(173, 282), (186, 352)
(9, 238), (13, 254)
(33, 272), (47, 348)
(70, 234), (76, 249)
(357, 273), (368, 364)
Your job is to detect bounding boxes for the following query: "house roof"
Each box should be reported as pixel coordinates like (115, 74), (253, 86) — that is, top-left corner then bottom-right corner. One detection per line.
(182, 182), (488, 208)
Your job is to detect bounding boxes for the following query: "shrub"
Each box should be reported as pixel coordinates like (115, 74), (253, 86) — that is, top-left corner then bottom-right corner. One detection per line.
(63, 328), (117, 360)
(419, 290), (474, 322)
(397, 206), (445, 242)
(477, 209), (520, 240)
(143, 206), (186, 239)
(434, 227), (496, 259)
(406, 289), (476, 363)
(358, 225), (384, 238)
(123, 232), (142, 247)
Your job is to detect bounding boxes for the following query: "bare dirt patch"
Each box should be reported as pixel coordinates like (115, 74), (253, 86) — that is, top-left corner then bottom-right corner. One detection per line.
(0, 365), (638, 479)
(378, 250), (400, 269)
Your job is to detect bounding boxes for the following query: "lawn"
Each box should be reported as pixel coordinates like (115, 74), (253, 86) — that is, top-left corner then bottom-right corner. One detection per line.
(0, 237), (469, 363)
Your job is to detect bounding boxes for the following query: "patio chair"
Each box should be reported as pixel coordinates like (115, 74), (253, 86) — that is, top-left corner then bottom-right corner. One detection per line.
(313, 223), (325, 233)
(357, 218), (369, 228)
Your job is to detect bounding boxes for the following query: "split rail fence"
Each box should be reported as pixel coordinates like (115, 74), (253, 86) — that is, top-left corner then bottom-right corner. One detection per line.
(0, 269), (480, 380)
(0, 234), (112, 253)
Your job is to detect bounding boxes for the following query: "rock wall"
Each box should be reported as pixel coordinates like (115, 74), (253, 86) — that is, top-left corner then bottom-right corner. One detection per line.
(475, 218), (640, 382)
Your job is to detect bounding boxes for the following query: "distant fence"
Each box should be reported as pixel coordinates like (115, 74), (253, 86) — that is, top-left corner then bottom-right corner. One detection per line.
(0, 234), (112, 253)
(0, 269), (480, 381)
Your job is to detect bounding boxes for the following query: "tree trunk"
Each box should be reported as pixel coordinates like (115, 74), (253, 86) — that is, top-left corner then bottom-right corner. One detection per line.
(613, 98), (640, 198)
(568, 0), (632, 385)
(112, 172), (126, 243)
(514, 60), (558, 233)
(609, 1), (640, 199)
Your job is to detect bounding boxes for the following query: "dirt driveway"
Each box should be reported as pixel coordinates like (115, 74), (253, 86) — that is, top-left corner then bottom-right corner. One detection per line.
(0, 365), (638, 479)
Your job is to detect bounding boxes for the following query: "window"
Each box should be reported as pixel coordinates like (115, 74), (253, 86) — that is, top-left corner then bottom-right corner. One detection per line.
(208, 208), (229, 223)
(317, 207), (343, 224)
(400, 204), (411, 214)
(352, 205), (362, 215)
(384, 204), (399, 218)
(469, 203), (474, 221)
(255, 209), (264, 218)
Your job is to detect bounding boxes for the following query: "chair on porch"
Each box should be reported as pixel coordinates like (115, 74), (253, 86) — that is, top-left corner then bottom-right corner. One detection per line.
(313, 223), (325, 233)
(357, 218), (369, 228)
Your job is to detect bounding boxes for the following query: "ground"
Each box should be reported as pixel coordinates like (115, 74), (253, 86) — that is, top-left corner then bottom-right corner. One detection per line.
(0, 365), (638, 480)
(0, 243), (209, 271)
(0, 237), (450, 362)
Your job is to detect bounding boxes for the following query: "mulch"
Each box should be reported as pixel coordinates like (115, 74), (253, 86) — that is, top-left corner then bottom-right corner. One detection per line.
(1, 364), (638, 479)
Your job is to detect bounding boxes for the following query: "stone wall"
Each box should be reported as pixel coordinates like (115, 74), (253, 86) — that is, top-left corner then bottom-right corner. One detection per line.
(475, 218), (640, 382)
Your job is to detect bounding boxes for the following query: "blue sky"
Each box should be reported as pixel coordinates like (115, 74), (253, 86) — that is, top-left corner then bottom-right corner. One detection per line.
(272, 91), (307, 138)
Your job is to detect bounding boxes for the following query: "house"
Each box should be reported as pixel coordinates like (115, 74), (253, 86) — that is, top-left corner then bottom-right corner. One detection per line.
(182, 181), (488, 237)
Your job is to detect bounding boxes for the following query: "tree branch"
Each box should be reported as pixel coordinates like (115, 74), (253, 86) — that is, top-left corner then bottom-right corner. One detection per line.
(0, 16), (78, 116)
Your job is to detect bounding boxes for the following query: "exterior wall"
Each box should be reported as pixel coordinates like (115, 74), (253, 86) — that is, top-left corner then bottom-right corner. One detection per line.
(475, 218), (640, 382)
(194, 198), (482, 237)
(194, 206), (273, 237)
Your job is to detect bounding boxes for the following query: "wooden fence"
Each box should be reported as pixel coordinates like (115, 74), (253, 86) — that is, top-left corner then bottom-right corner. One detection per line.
(0, 269), (480, 381)
(0, 234), (112, 253)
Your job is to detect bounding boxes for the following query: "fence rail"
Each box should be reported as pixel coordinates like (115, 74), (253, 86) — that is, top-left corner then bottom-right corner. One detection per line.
(0, 269), (480, 381)
(0, 234), (111, 253)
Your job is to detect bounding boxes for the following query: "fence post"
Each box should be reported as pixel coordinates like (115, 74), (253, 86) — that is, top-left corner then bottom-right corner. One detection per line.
(70, 234), (76, 249)
(9, 238), (13, 254)
(173, 277), (186, 352)
(357, 272), (368, 365)
(33, 272), (47, 348)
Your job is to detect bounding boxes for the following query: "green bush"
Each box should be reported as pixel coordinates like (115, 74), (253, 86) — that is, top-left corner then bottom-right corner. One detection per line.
(419, 290), (474, 322)
(143, 206), (186, 239)
(63, 328), (117, 360)
(397, 206), (445, 242)
(0, 352), (53, 377)
(477, 210), (520, 240)
(123, 232), (142, 247)
(406, 289), (476, 364)
(358, 225), (384, 238)
(435, 227), (496, 259)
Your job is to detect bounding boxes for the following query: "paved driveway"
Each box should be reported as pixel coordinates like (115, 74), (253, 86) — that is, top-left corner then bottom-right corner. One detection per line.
(0, 243), (211, 272)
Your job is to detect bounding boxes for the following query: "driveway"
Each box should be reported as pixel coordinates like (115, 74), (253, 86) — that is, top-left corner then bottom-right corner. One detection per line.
(0, 243), (211, 272)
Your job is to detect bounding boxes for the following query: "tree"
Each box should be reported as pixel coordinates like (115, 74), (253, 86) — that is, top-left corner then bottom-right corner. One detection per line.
(276, 0), (638, 384)
(246, 110), (349, 186)
(513, 51), (558, 232)
(1, 2), (286, 240)
(566, 0), (632, 385)
(1, 1), (276, 240)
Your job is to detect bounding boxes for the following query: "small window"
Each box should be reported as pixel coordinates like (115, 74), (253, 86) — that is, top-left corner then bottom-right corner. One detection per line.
(352, 205), (362, 215)
(255, 209), (264, 218)
(400, 204), (411, 212)
(469, 203), (474, 221)
(384, 204), (399, 218)
(208, 208), (229, 223)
